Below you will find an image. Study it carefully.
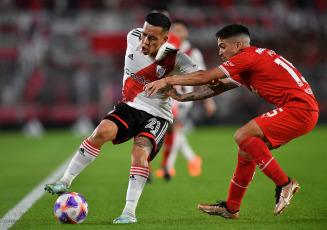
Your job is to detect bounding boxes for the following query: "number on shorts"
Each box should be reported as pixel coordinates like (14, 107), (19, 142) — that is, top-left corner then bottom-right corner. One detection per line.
(262, 108), (283, 118)
(145, 118), (161, 135)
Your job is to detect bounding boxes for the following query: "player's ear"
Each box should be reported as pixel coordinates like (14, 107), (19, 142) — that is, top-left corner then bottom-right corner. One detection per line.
(163, 35), (168, 43)
(236, 41), (243, 50)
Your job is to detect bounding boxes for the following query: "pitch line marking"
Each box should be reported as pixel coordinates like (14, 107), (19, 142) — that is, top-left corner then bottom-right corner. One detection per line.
(0, 158), (71, 230)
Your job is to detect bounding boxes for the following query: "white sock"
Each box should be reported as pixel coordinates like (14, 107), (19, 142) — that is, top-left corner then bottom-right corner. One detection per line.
(123, 165), (149, 216)
(179, 132), (196, 162)
(167, 133), (181, 169)
(60, 139), (100, 186)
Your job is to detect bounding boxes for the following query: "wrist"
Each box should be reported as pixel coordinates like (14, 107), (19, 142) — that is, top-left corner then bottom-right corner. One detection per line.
(164, 76), (171, 86)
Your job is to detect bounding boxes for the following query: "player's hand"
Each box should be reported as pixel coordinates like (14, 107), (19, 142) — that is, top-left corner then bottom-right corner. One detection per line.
(208, 79), (220, 88)
(164, 87), (182, 101)
(143, 78), (167, 97)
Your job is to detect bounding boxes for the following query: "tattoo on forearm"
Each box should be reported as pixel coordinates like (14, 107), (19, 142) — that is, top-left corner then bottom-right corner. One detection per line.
(181, 81), (237, 101)
(134, 136), (153, 154)
(189, 86), (215, 100)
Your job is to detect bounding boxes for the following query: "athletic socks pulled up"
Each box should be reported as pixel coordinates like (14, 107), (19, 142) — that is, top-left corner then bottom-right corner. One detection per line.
(239, 136), (289, 186)
(60, 139), (100, 186)
(123, 165), (149, 216)
(161, 132), (175, 167)
(227, 154), (256, 213)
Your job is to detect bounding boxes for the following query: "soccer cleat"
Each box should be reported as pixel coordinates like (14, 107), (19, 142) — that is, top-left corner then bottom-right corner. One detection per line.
(113, 212), (137, 224)
(198, 201), (239, 219)
(155, 166), (172, 181)
(44, 181), (69, 196)
(274, 177), (300, 216)
(155, 168), (164, 178)
(168, 168), (176, 177)
(188, 155), (202, 177)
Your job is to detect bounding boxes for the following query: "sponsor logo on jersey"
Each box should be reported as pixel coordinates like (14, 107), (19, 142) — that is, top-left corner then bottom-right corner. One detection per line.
(156, 65), (167, 78)
(125, 68), (151, 85)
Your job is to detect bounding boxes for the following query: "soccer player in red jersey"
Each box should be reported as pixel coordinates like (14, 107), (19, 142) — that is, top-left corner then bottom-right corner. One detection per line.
(144, 24), (319, 218)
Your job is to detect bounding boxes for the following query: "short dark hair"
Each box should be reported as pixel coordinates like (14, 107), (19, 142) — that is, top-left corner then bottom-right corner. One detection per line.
(215, 24), (250, 39)
(145, 13), (171, 32)
(172, 19), (189, 29)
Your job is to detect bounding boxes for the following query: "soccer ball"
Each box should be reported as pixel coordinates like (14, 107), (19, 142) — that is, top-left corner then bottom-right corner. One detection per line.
(54, 192), (88, 224)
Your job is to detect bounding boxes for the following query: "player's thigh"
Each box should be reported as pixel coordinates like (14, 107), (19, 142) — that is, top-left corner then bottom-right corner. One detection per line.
(102, 103), (137, 144)
(254, 107), (318, 149)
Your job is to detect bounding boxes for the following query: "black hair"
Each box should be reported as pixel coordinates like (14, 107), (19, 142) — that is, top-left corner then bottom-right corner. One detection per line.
(215, 24), (250, 39)
(172, 19), (189, 29)
(145, 13), (171, 32)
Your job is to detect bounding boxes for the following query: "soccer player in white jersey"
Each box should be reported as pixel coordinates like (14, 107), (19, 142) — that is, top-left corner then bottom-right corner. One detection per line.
(44, 13), (199, 224)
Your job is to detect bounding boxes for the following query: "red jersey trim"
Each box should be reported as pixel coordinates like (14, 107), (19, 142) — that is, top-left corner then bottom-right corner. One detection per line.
(106, 114), (128, 129)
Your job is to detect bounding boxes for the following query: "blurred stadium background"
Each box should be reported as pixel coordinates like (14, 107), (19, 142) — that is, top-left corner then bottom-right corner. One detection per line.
(0, 0), (326, 133)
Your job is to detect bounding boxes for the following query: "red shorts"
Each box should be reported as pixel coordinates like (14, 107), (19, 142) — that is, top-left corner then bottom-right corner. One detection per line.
(254, 107), (319, 149)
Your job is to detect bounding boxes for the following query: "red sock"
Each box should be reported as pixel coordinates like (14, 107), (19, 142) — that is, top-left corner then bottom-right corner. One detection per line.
(227, 154), (256, 212)
(239, 137), (289, 186)
(162, 132), (175, 167)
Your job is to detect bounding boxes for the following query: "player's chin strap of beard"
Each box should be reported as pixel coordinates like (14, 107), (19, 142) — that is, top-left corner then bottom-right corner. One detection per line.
(136, 41), (168, 62)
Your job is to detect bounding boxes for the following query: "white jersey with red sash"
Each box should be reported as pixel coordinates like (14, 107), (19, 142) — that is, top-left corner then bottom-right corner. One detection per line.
(121, 28), (199, 124)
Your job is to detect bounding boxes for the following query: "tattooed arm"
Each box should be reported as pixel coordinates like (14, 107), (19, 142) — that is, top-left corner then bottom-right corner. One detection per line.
(165, 78), (239, 102)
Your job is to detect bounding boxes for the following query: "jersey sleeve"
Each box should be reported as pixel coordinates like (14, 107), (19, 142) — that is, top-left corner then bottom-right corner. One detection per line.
(127, 28), (142, 45)
(218, 52), (253, 78)
(190, 48), (206, 70)
(175, 50), (200, 75)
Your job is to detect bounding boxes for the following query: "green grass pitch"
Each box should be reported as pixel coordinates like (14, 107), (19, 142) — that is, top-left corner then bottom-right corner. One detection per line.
(1, 125), (327, 229)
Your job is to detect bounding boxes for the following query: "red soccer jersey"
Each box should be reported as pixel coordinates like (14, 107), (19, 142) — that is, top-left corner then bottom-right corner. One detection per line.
(219, 46), (319, 112)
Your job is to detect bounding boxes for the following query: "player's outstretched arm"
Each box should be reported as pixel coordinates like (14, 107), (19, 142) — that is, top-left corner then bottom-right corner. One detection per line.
(165, 78), (238, 102)
(144, 67), (226, 97)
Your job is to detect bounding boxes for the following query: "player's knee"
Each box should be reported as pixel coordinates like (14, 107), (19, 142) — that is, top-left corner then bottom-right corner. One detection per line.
(92, 122), (117, 143)
(131, 145), (150, 166)
(234, 128), (246, 145)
